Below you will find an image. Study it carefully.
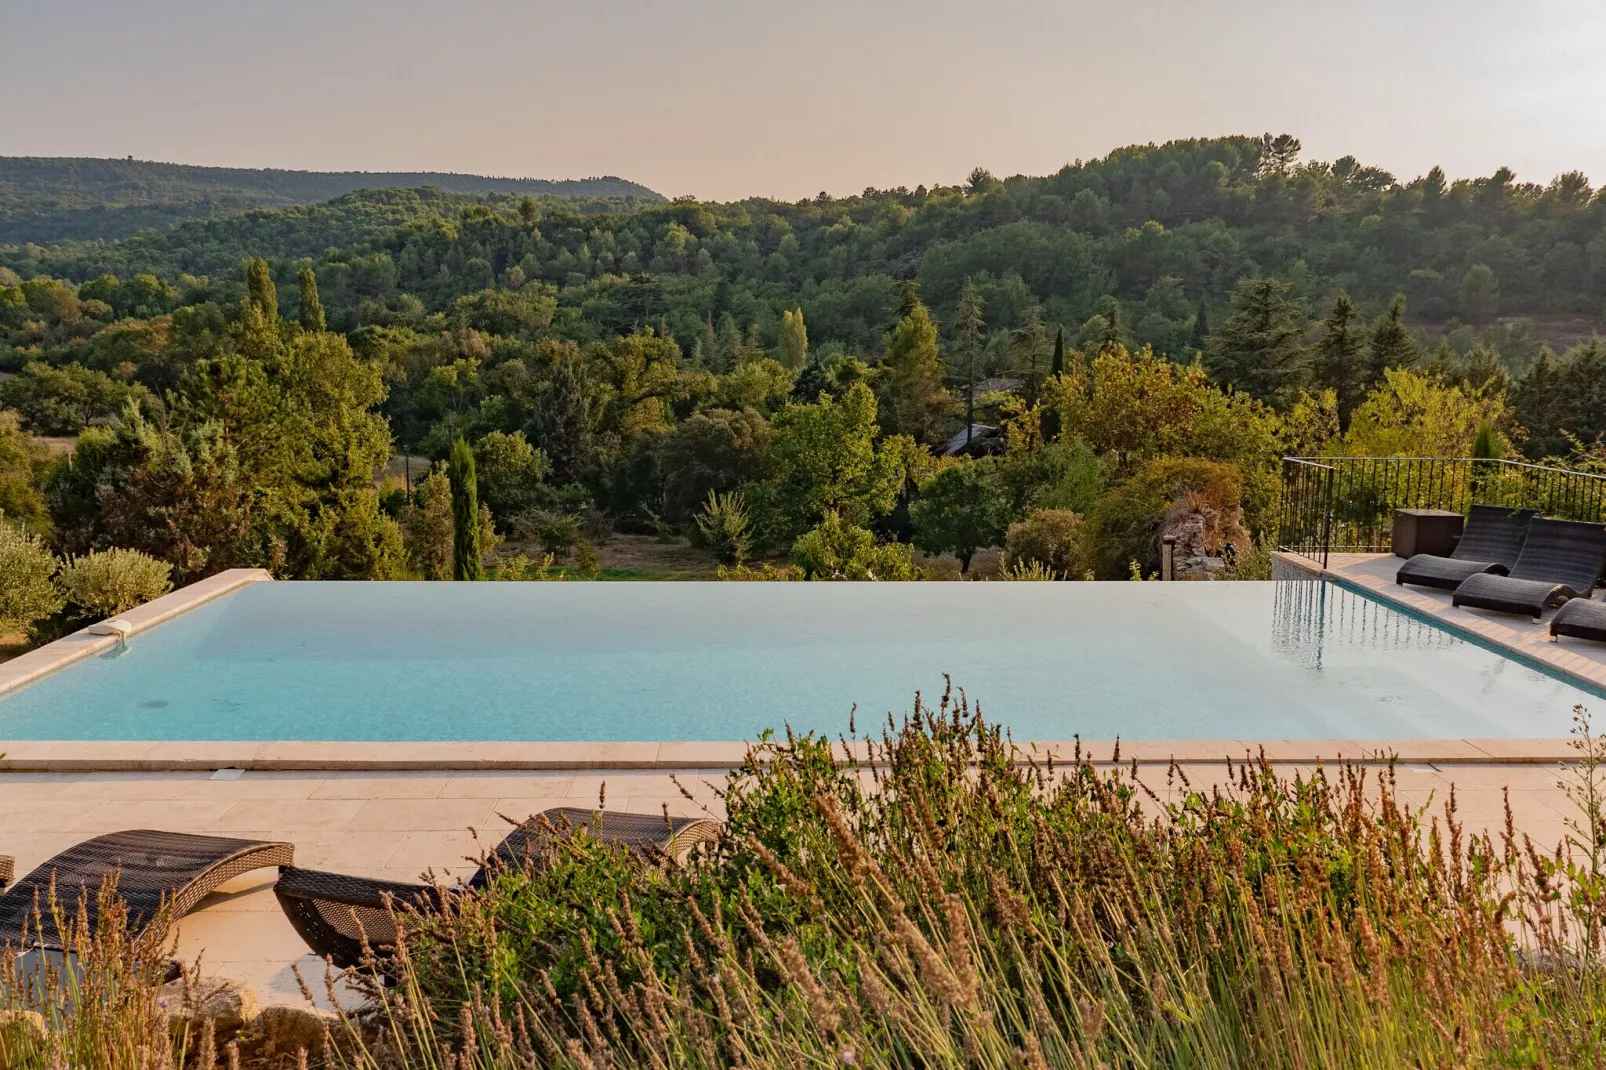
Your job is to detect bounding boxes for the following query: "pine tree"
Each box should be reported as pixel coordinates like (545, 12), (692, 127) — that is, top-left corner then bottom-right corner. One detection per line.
(1187, 294), (1210, 354)
(1366, 293), (1419, 384)
(297, 268), (325, 332)
(1011, 304), (1047, 404)
(897, 279), (922, 321)
(701, 313), (720, 372)
(246, 258), (277, 322)
(1206, 278), (1307, 401)
(882, 299), (949, 444)
(954, 277), (985, 449)
(449, 437), (482, 581)
(1314, 292), (1364, 424)
(777, 308), (808, 369)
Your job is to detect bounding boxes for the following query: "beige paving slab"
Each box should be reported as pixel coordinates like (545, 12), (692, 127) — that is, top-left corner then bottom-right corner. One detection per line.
(344, 798), (496, 832)
(181, 771), (329, 800)
(0, 798), (110, 833)
(307, 773), (451, 800)
(440, 771), (576, 798)
(67, 800), (235, 834)
(208, 799), (367, 833)
(56, 771), (211, 800)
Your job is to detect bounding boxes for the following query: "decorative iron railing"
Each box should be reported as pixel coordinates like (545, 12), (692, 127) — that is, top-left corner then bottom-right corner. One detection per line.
(1278, 457), (1606, 567)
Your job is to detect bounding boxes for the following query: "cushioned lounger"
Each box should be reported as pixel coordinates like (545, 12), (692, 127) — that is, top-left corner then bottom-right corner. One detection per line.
(1452, 518), (1606, 621)
(1552, 597), (1606, 644)
(1396, 505), (1537, 590)
(276, 807), (721, 969)
(0, 831), (294, 950)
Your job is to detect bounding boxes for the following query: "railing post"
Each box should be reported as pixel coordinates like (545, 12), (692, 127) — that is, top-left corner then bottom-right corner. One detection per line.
(1319, 465), (1334, 570)
(1161, 536), (1176, 581)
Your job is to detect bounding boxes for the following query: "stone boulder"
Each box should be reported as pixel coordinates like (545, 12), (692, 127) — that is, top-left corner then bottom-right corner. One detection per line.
(255, 1004), (340, 1059)
(159, 975), (259, 1038)
(0, 1010), (47, 1069)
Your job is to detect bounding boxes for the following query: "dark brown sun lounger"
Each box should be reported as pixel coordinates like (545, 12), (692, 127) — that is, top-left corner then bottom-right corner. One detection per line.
(0, 831), (293, 950)
(1396, 505), (1536, 590)
(1551, 597), (1606, 644)
(275, 807), (721, 969)
(1452, 518), (1606, 621)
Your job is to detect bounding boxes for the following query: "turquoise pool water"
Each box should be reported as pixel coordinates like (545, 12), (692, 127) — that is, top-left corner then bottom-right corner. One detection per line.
(0, 580), (1597, 741)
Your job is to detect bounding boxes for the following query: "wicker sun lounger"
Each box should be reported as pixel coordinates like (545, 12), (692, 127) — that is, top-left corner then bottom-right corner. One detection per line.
(1452, 519), (1606, 621)
(0, 831), (294, 950)
(1551, 597), (1606, 644)
(0, 857), (13, 890)
(275, 807), (721, 969)
(1396, 505), (1536, 590)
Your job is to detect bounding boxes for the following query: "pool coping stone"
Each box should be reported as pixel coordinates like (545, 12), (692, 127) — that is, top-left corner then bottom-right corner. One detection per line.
(0, 738), (1577, 772)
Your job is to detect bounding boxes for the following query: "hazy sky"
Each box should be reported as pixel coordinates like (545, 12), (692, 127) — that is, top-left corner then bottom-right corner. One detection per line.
(7, 0), (1605, 201)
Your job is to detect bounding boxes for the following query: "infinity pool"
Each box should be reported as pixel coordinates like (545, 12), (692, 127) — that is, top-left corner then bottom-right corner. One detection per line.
(0, 580), (1596, 741)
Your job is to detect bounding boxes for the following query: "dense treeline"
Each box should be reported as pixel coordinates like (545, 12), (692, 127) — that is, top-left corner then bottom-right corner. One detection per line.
(0, 156), (661, 245)
(1, 133), (1604, 600)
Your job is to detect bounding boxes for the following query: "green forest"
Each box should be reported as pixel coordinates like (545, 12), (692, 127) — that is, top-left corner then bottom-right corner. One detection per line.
(3, 133), (1606, 619)
(0, 156), (661, 245)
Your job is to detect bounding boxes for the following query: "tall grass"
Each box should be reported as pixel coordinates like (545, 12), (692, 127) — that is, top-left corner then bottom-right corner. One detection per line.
(6, 692), (1606, 1067)
(339, 690), (1606, 1068)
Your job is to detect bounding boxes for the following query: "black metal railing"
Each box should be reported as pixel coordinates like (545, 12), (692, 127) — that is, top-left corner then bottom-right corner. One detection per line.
(1278, 457), (1606, 567)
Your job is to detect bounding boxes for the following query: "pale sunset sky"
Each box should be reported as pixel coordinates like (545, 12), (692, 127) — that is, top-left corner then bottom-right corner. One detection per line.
(6, 0), (1604, 200)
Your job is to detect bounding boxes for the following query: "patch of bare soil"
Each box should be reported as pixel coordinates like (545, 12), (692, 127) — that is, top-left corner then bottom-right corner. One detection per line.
(496, 533), (724, 579)
(0, 633), (28, 664)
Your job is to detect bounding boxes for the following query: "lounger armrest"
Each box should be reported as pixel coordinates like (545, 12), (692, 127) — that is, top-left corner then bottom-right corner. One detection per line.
(273, 866), (438, 912)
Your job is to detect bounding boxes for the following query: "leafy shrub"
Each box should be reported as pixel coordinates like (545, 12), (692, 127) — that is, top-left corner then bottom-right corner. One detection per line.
(472, 430), (551, 525)
(1001, 508), (1083, 578)
(790, 510), (924, 580)
(0, 517), (63, 634)
(57, 548), (172, 618)
(692, 489), (752, 564)
(514, 508), (583, 558)
(1085, 457), (1243, 579)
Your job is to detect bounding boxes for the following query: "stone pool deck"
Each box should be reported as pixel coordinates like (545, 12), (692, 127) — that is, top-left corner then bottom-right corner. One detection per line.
(0, 760), (1587, 1011)
(1275, 550), (1606, 694)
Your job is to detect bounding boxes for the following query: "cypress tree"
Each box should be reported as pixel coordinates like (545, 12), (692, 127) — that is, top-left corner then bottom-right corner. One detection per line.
(777, 308), (808, 369)
(954, 277), (985, 450)
(297, 268), (325, 332)
(1187, 295), (1210, 354)
(449, 437), (482, 581)
(1043, 326), (1067, 442)
(246, 258), (277, 322)
(1314, 292), (1365, 425)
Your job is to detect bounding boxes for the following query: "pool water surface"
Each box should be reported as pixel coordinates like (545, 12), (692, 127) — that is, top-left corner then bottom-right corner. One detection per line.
(0, 580), (1596, 742)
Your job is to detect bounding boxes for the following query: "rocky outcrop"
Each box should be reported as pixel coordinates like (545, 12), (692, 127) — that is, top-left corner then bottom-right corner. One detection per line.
(1159, 488), (1247, 579)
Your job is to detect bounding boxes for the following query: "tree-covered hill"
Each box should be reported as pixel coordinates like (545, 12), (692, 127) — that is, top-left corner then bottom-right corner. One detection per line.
(0, 156), (663, 245)
(3, 133), (1605, 594)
